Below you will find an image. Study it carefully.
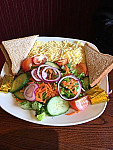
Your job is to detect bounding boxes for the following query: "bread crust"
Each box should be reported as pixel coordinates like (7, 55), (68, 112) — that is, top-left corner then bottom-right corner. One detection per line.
(84, 43), (113, 87)
(2, 35), (38, 74)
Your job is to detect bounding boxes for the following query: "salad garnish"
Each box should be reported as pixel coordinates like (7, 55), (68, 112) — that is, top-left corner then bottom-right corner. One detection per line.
(58, 75), (82, 101)
(0, 55), (109, 121)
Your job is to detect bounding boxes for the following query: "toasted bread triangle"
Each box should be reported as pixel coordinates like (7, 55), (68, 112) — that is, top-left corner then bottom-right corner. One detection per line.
(84, 43), (113, 87)
(2, 35), (37, 74)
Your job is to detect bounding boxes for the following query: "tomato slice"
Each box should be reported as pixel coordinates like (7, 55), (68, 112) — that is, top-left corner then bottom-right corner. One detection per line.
(21, 57), (32, 72)
(54, 58), (68, 66)
(76, 63), (88, 75)
(32, 55), (47, 65)
(69, 96), (89, 111)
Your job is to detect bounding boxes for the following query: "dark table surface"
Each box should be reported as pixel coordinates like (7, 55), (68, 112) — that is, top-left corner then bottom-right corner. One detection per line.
(0, 52), (113, 150)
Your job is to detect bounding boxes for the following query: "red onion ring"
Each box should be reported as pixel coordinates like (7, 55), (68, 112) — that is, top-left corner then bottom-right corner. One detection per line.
(58, 75), (82, 101)
(82, 87), (85, 92)
(31, 68), (42, 82)
(31, 68), (47, 82)
(24, 83), (39, 101)
(41, 66), (61, 82)
(37, 64), (50, 81)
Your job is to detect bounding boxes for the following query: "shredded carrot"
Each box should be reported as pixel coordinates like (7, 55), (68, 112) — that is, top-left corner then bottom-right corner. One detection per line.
(20, 87), (26, 93)
(62, 81), (67, 86)
(49, 73), (52, 80)
(62, 78), (79, 95)
(27, 81), (34, 85)
(20, 89), (24, 93)
(15, 98), (23, 102)
(64, 65), (69, 75)
(35, 82), (58, 104)
(46, 69), (56, 80)
(66, 110), (79, 115)
(29, 77), (35, 81)
(46, 69), (53, 74)
(19, 68), (59, 104)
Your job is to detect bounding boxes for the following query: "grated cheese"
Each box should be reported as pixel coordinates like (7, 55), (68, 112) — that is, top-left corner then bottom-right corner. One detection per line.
(28, 40), (86, 69)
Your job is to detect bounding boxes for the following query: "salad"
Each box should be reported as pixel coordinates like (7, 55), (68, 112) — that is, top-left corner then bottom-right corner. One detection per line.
(0, 38), (111, 124)
(8, 55), (91, 121)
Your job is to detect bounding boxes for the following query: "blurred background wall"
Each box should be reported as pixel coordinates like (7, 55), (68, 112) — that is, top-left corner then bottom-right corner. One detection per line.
(0, 0), (100, 42)
(0, 0), (113, 56)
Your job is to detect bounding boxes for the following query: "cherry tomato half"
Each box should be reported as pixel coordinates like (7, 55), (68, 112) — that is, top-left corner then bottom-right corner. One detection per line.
(32, 55), (47, 65)
(76, 63), (88, 76)
(69, 96), (89, 111)
(21, 57), (32, 72)
(54, 58), (68, 66)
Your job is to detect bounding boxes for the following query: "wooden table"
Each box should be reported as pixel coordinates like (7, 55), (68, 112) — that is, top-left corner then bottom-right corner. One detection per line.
(0, 52), (113, 150)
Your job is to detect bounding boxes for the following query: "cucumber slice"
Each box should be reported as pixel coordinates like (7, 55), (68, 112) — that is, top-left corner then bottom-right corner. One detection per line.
(45, 61), (60, 69)
(10, 73), (30, 93)
(83, 77), (90, 90)
(47, 96), (70, 116)
(14, 91), (25, 100)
